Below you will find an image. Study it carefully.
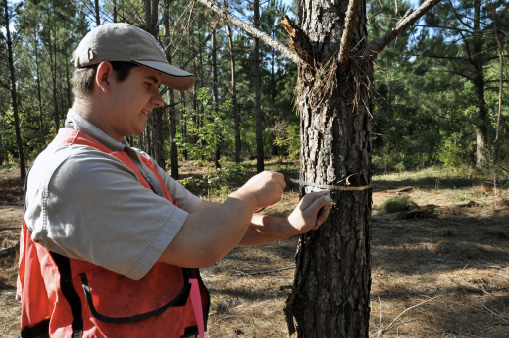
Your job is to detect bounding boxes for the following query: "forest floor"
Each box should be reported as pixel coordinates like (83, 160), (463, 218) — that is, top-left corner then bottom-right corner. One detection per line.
(0, 160), (508, 337)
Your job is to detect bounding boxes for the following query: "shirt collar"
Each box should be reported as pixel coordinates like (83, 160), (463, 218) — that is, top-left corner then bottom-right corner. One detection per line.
(65, 109), (127, 152)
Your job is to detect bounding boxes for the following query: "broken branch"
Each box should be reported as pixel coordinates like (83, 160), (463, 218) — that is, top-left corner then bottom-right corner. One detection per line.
(368, 0), (442, 59)
(337, 0), (361, 72)
(196, 0), (300, 64)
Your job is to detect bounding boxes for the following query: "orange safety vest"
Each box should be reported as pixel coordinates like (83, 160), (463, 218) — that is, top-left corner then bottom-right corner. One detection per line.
(17, 128), (210, 338)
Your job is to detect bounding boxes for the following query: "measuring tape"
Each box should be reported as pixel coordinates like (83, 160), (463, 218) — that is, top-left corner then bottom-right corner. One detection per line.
(284, 176), (371, 191)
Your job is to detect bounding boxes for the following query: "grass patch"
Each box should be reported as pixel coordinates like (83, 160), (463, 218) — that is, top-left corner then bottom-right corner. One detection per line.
(377, 195), (418, 213)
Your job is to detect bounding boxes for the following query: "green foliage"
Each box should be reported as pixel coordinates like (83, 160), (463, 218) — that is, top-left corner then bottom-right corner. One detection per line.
(210, 161), (248, 185)
(1, 0), (507, 177)
(437, 131), (475, 168)
(377, 196), (418, 213)
(176, 88), (232, 161)
(270, 120), (300, 159)
(371, 0), (509, 172)
(205, 161), (249, 200)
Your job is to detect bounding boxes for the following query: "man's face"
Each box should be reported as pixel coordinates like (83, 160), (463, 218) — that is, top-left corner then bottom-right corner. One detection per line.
(105, 65), (164, 141)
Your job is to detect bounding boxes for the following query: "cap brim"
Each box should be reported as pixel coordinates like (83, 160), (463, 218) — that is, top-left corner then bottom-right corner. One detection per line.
(132, 60), (195, 91)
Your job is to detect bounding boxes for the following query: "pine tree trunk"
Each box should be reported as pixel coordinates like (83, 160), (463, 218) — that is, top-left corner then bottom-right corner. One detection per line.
(4, 0), (26, 179)
(113, 0), (117, 23)
(227, 22), (241, 163)
(270, 44), (278, 157)
(94, 0), (100, 25)
(34, 37), (45, 147)
(180, 91), (188, 160)
(472, 0), (488, 168)
(212, 28), (221, 169)
(163, 0), (178, 177)
(253, 0), (264, 173)
(286, 1), (372, 337)
(143, 0), (165, 169)
(49, 20), (60, 131)
(167, 91), (178, 178)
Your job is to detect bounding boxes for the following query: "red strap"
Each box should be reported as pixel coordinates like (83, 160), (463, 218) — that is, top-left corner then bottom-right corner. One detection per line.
(189, 279), (205, 338)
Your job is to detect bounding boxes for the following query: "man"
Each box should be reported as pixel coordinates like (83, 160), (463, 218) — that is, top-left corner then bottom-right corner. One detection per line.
(17, 23), (331, 338)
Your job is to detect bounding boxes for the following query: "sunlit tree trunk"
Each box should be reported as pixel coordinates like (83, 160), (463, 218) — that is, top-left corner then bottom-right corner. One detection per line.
(285, 1), (372, 336)
(226, 20), (241, 163)
(253, 0), (264, 172)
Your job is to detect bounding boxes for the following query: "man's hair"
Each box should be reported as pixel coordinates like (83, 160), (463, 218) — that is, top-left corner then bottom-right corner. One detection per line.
(71, 61), (137, 99)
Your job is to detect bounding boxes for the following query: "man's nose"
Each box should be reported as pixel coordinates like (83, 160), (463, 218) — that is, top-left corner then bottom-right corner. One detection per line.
(152, 90), (164, 108)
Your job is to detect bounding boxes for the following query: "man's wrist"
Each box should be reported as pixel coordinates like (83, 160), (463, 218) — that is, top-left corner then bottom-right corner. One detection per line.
(229, 189), (257, 211)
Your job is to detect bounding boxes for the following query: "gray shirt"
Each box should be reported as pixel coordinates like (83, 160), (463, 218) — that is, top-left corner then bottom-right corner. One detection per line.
(24, 110), (202, 280)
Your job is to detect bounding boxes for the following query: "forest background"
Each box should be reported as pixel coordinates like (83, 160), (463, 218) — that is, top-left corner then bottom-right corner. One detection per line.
(1, 0), (508, 183)
(1, 1), (509, 337)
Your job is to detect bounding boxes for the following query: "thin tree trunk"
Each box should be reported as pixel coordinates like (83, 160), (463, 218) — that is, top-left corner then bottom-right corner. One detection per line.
(253, 0), (264, 173)
(4, 0), (26, 179)
(212, 28), (221, 169)
(113, 0), (117, 23)
(491, 2), (504, 162)
(34, 36), (45, 147)
(472, 0), (487, 168)
(144, 0), (165, 169)
(199, 33), (205, 162)
(167, 90), (178, 178)
(49, 16), (60, 131)
(164, 0), (178, 178)
(285, 1), (372, 336)
(94, 0), (100, 25)
(270, 42), (278, 157)
(180, 90), (188, 160)
(65, 44), (72, 114)
(226, 21), (241, 163)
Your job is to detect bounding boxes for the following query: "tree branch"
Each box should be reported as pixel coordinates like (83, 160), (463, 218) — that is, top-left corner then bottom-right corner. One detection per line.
(337, 0), (361, 72)
(196, 0), (300, 64)
(368, 0), (442, 59)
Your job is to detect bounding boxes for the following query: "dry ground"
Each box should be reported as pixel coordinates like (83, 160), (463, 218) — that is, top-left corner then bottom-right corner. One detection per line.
(0, 162), (508, 337)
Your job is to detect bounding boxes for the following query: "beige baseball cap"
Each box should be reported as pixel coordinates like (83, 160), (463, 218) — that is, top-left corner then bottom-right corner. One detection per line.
(72, 23), (194, 91)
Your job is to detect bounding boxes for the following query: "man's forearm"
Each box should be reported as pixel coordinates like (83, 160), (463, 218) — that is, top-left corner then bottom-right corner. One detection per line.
(196, 200), (299, 247)
(237, 214), (298, 246)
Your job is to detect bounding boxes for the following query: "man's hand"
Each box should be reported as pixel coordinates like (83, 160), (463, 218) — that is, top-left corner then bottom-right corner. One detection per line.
(287, 190), (331, 233)
(231, 171), (286, 210)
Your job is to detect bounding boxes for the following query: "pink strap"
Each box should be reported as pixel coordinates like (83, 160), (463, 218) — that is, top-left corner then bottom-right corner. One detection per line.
(189, 278), (205, 338)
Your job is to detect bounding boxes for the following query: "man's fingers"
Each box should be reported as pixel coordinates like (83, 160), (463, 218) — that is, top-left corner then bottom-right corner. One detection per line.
(314, 203), (331, 229)
(299, 190), (329, 210)
(311, 192), (331, 210)
(310, 194), (331, 230)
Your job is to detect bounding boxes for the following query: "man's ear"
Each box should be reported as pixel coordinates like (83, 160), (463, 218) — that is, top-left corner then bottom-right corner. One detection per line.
(95, 62), (115, 94)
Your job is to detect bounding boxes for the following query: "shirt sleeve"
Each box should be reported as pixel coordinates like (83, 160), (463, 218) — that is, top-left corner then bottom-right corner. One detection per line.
(25, 146), (188, 280)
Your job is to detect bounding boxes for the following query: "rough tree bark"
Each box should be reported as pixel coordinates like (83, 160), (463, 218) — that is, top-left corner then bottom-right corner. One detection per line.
(283, 1), (372, 336)
(197, 0), (441, 336)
